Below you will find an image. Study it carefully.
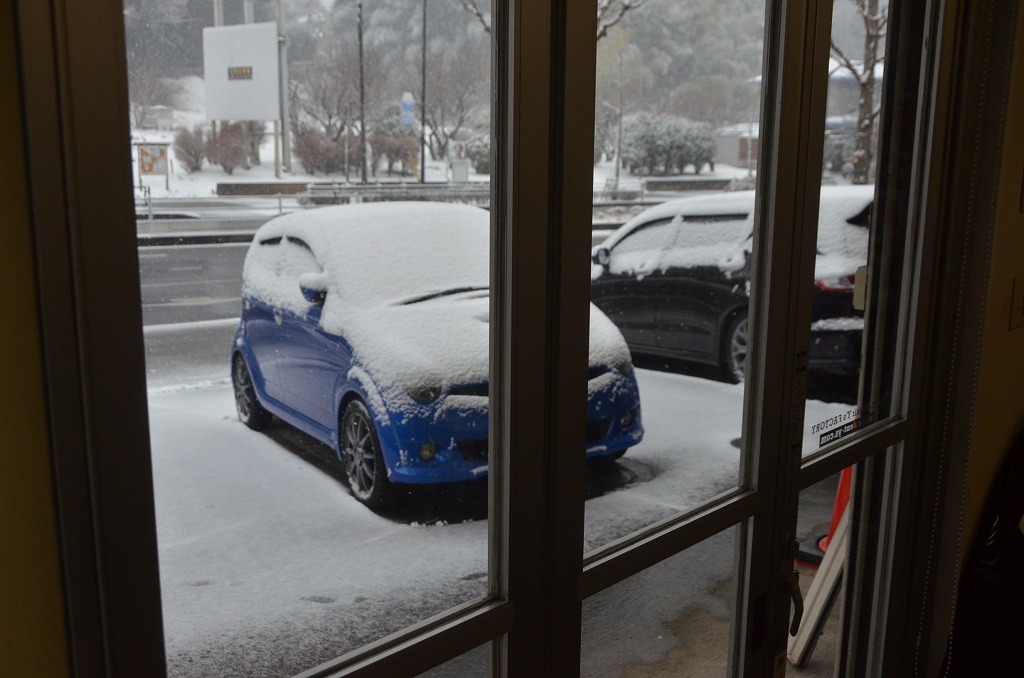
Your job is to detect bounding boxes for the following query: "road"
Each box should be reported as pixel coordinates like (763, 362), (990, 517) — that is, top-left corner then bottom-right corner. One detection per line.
(139, 241), (249, 325)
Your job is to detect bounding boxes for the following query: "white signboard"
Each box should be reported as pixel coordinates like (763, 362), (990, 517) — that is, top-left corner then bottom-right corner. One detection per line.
(449, 142), (469, 182)
(203, 22), (280, 121)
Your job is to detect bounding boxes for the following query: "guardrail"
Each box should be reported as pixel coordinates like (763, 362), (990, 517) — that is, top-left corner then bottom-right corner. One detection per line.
(134, 194), (306, 223)
(298, 181), (492, 207)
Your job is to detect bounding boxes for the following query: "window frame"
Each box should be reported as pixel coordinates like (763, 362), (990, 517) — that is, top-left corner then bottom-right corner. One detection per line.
(15, 0), (998, 675)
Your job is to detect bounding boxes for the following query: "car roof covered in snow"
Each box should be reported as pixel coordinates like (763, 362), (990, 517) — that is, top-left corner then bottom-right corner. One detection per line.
(249, 201), (490, 307)
(603, 184), (875, 257)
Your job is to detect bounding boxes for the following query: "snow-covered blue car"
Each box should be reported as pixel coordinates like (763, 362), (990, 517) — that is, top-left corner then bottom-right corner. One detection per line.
(231, 202), (643, 509)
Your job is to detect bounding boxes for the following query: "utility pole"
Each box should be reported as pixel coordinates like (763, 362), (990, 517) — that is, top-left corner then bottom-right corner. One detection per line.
(358, 0), (368, 183)
(277, 0), (291, 172)
(344, 105), (351, 183)
(615, 51), (622, 192)
(213, 0), (224, 138)
(420, 0), (427, 183)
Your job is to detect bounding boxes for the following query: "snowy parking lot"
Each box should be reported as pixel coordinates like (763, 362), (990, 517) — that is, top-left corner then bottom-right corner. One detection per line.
(146, 320), (846, 676)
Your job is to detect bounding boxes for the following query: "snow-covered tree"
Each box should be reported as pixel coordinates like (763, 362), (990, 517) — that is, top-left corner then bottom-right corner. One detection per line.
(830, 0), (887, 184)
(455, 0), (648, 40)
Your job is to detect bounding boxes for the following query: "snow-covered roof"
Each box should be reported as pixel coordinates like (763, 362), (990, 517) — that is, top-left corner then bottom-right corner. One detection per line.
(242, 202), (631, 402)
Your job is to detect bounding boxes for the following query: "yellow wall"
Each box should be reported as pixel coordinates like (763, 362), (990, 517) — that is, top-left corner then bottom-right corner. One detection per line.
(965, 5), (1024, 548)
(0, 1), (71, 674)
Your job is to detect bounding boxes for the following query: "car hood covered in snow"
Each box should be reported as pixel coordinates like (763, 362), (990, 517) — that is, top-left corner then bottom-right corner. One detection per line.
(243, 202), (632, 401)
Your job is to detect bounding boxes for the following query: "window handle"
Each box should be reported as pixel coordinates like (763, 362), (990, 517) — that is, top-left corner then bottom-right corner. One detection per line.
(785, 568), (804, 636)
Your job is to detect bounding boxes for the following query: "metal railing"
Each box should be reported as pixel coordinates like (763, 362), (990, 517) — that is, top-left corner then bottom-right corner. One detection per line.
(299, 181), (492, 207)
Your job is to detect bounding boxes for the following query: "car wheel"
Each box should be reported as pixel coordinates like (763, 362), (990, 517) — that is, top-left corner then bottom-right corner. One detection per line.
(589, 450), (627, 465)
(722, 312), (749, 384)
(232, 354), (272, 430)
(341, 400), (392, 509)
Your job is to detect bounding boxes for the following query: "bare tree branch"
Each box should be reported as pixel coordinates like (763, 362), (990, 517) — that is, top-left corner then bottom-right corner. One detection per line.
(597, 0), (647, 41)
(829, 38), (869, 85)
(457, 0), (646, 41)
(457, 0), (491, 34)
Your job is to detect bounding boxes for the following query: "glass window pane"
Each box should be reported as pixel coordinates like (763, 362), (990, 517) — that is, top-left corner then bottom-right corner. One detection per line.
(586, 0), (765, 550)
(788, 475), (848, 676)
(129, 2), (494, 674)
(581, 527), (737, 676)
(802, 0), (893, 457)
(419, 643), (491, 677)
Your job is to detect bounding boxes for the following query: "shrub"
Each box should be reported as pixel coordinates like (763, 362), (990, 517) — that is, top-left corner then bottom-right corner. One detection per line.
(621, 114), (717, 176)
(370, 132), (418, 176)
(465, 137), (490, 175)
(293, 128), (362, 176)
(172, 126), (205, 173)
(294, 128), (333, 175)
(205, 123), (250, 175)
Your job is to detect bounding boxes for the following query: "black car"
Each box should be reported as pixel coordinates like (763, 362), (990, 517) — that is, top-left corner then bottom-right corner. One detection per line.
(590, 186), (874, 382)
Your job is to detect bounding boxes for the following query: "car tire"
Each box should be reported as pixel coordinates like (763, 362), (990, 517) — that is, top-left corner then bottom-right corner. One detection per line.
(589, 450), (627, 465)
(232, 354), (273, 431)
(341, 399), (392, 510)
(721, 311), (749, 384)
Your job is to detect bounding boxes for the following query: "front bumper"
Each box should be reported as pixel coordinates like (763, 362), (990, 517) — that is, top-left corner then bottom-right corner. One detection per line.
(808, 324), (863, 372)
(379, 369), (644, 484)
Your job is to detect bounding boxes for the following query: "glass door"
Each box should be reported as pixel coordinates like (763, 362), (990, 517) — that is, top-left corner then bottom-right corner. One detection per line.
(578, 0), (920, 675)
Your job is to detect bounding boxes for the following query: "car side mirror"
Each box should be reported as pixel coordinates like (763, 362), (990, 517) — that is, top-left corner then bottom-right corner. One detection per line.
(592, 247), (611, 267)
(298, 272), (329, 306)
(300, 284), (326, 306)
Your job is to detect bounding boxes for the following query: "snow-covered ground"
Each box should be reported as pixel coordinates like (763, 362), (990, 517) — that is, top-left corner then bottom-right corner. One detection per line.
(149, 354), (845, 676)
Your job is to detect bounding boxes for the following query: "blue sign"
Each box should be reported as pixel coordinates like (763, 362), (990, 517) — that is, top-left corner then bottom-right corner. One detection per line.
(400, 92), (415, 127)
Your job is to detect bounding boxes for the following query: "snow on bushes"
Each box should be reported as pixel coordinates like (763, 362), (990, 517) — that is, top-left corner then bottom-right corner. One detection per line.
(620, 113), (717, 176)
(205, 123), (250, 175)
(173, 126), (206, 173)
(465, 137), (489, 175)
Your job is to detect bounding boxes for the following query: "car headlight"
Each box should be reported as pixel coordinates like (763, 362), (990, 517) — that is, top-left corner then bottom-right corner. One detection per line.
(408, 385), (442, 403)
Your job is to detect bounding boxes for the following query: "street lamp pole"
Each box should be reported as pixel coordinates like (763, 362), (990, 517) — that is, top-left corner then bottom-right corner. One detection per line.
(358, 0), (367, 183)
(615, 51), (622, 192)
(421, 0), (427, 183)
